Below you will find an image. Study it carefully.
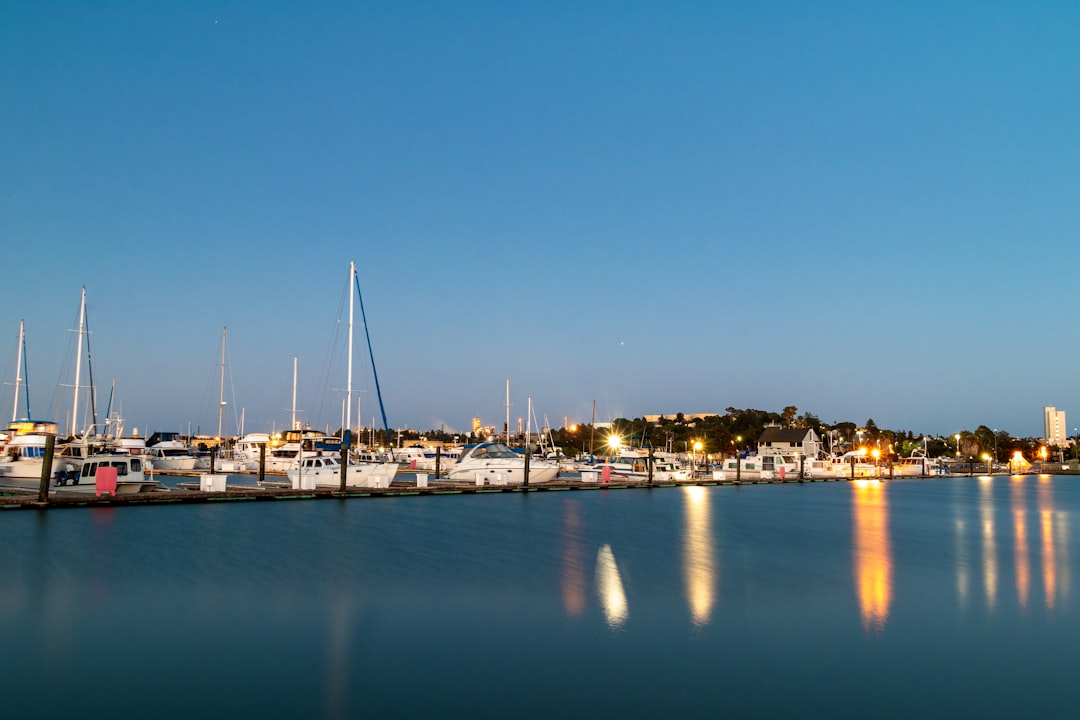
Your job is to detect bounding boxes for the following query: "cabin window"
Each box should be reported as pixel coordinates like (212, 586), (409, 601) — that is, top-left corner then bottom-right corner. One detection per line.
(83, 462), (97, 478)
(109, 461), (128, 476)
(131, 459), (142, 472)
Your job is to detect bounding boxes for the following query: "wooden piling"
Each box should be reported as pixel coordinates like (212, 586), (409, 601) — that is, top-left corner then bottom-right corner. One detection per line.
(259, 443), (267, 485)
(340, 432), (349, 492)
(435, 446), (441, 479)
(37, 433), (55, 503)
(648, 446), (654, 486)
(524, 446), (531, 487)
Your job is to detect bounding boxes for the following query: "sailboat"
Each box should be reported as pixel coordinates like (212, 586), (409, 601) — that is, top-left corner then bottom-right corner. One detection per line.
(285, 261), (399, 490)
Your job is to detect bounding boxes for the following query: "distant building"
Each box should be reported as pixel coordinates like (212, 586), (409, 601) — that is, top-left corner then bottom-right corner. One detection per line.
(1044, 406), (1067, 447)
(642, 413), (714, 423)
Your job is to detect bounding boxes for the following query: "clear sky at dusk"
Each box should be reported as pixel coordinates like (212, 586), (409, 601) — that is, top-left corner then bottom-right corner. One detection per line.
(2, 1), (1079, 439)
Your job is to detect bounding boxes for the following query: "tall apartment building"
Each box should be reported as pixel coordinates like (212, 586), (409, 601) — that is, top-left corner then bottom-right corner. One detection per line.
(1044, 406), (1067, 447)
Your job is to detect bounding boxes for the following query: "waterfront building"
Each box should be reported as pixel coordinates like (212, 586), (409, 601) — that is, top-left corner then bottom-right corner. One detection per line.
(756, 427), (822, 459)
(1044, 406), (1067, 447)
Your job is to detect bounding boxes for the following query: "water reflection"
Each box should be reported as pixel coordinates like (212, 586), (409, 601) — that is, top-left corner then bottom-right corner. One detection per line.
(681, 486), (717, 627)
(955, 517), (969, 609)
(560, 500), (587, 616)
(979, 478), (998, 611)
(851, 480), (893, 634)
(595, 544), (628, 630)
(1010, 478), (1030, 610)
(1037, 477), (1070, 610)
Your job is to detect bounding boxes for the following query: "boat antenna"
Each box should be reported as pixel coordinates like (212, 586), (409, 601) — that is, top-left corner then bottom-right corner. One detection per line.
(352, 266), (392, 459)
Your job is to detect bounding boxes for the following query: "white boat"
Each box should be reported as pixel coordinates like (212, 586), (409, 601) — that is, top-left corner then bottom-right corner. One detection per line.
(804, 452), (881, 479)
(285, 454), (399, 490)
(716, 452), (801, 480)
(282, 261), (399, 486)
(891, 449), (946, 477)
(265, 428), (342, 472)
(591, 450), (690, 482)
(144, 432), (200, 471)
(218, 432), (271, 471)
(447, 442), (559, 485)
(0, 426), (77, 483)
(0, 445), (161, 494)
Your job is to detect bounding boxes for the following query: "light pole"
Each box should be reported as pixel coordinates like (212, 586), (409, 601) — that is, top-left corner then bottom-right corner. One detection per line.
(954, 433), (960, 458)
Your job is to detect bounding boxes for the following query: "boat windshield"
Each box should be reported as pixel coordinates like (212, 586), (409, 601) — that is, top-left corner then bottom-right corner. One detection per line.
(470, 443), (520, 460)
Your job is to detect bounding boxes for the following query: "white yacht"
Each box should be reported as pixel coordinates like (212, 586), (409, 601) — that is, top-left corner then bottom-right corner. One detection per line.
(0, 448), (161, 494)
(447, 442), (559, 485)
(716, 452), (802, 480)
(284, 454), (399, 490)
(144, 434), (200, 471)
(591, 450), (690, 482)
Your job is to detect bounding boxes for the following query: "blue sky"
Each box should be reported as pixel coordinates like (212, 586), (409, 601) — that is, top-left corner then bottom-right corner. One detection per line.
(2, 1), (1078, 439)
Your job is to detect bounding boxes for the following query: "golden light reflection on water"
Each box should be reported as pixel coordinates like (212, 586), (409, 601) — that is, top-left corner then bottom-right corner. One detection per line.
(851, 479), (892, 634)
(979, 478), (998, 611)
(681, 486), (716, 627)
(1010, 478), (1030, 609)
(1037, 477), (1061, 610)
(595, 544), (628, 630)
(560, 501), (587, 617)
(955, 518), (969, 609)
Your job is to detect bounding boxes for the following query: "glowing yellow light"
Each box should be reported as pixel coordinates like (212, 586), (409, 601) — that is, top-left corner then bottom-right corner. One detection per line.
(607, 435), (622, 451)
(871, 449), (881, 460)
(982, 453), (991, 461)
(693, 441), (703, 452)
(570, 424), (578, 433)
(859, 447), (868, 456)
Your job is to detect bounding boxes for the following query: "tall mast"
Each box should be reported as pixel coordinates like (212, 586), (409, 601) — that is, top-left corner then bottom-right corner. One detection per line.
(505, 379), (510, 445)
(70, 286), (86, 436)
(346, 261), (355, 437)
(291, 356), (298, 430)
(526, 396), (532, 448)
(217, 326), (227, 438)
(11, 320), (24, 422)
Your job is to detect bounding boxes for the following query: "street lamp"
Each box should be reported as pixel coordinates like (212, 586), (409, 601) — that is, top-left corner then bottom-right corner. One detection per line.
(981, 453), (992, 475)
(954, 433), (961, 458)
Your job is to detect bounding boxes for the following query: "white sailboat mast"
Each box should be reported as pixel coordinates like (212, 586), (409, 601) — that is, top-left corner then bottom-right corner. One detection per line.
(12, 320), (24, 422)
(217, 326), (227, 438)
(291, 356), (298, 430)
(505, 379), (510, 445)
(526, 396), (532, 448)
(346, 261), (355, 437)
(70, 286), (86, 436)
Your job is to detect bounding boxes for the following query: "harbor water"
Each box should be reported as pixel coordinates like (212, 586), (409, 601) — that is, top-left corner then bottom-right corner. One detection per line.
(1, 475), (1078, 718)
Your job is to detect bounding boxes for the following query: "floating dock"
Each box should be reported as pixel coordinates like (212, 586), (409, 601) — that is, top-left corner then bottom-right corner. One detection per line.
(0, 473), (851, 510)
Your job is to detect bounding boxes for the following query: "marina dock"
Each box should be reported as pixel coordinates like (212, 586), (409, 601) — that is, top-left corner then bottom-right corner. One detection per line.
(0, 472), (854, 510)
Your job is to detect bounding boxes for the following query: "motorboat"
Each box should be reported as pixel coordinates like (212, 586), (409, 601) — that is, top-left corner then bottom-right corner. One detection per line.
(284, 454), (399, 490)
(447, 442), (559, 485)
(716, 452), (802, 480)
(0, 425), (77, 483)
(144, 433), (200, 471)
(891, 450), (947, 477)
(216, 432), (271, 471)
(590, 450), (690, 482)
(265, 428), (341, 472)
(0, 448), (162, 494)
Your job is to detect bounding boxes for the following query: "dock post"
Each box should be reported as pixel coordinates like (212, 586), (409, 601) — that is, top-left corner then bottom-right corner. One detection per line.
(799, 455), (805, 481)
(259, 443), (267, 485)
(648, 446), (654, 486)
(340, 431), (350, 492)
(736, 454), (741, 484)
(209, 446), (216, 475)
(435, 446), (441, 479)
(524, 446), (531, 487)
(850, 456), (856, 480)
(37, 433), (56, 504)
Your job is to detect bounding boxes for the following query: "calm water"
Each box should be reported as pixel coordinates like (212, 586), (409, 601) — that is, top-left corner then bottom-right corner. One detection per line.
(2, 476), (1078, 719)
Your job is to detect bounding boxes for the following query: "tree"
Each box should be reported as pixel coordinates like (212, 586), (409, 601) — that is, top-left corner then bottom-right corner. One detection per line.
(782, 406), (798, 426)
